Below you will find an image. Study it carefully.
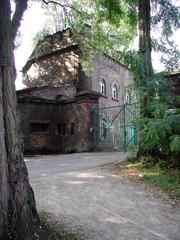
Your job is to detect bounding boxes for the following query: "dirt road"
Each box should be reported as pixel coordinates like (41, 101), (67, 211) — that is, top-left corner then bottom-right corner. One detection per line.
(26, 152), (180, 240)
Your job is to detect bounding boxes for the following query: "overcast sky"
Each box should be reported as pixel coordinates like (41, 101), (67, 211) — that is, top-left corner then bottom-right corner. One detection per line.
(14, 1), (180, 90)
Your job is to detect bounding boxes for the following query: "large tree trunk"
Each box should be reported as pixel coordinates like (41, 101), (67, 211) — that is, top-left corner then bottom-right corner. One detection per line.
(137, 0), (154, 157)
(0, 1), (42, 239)
(138, 0), (154, 117)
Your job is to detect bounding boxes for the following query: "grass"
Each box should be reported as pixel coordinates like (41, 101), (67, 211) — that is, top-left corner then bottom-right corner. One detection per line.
(39, 211), (82, 240)
(136, 163), (180, 199)
(107, 158), (180, 200)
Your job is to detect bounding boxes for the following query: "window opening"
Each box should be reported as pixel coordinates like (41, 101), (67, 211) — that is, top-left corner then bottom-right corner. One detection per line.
(58, 124), (66, 135)
(112, 84), (118, 99)
(126, 91), (131, 104)
(100, 79), (106, 95)
(30, 123), (49, 133)
(70, 123), (75, 135)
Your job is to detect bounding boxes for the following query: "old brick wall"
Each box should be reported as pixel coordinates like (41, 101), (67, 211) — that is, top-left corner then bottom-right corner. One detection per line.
(18, 99), (62, 153)
(24, 48), (80, 88)
(17, 86), (77, 100)
(30, 86), (77, 99)
(166, 72), (180, 97)
(32, 28), (76, 58)
(18, 93), (99, 154)
(91, 55), (134, 108)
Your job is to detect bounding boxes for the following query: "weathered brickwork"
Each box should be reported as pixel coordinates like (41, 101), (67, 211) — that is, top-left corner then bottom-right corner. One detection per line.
(23, 47), (80, 87)
(18, 28), (135, 154)
(17, 86), (76, 100)
(166, 72), (180, 97)
(18, 92), (99, 154)
(22, 29), (134, 105)
(91, 55), (134, 108)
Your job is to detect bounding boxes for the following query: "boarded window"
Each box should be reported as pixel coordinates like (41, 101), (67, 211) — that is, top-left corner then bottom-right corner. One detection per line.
(58, 124), (66, 135)
(30, 123), (49, 133)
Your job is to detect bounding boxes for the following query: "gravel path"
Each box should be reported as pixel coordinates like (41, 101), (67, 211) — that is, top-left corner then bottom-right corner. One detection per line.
(26, 152), (180, 240)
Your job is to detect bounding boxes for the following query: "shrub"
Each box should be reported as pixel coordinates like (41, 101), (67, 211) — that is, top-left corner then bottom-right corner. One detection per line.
(136, 114), (180, 167)
(64, 146), (77, 154)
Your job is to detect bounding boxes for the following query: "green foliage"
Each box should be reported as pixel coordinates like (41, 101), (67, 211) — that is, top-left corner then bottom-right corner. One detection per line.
(50, 0), (138, 73)
(64, 146), (77, 154)
(151, 0), (179, 36)
(32, 28), (52, 48)
(94, 0), (126, 25)
(120, 50), (143, 81)
(35, 0), (179, 74)
(142, 118), (171, 149)
(39, 211), (81, 240)
(33, 0), (179, 73)
(139, 164), (180, 198)
(151, 0), (180, 71)
(115, 160), (180, 199)
(121, 51), (176, 111)
(41, 1), (69, 32)
(136, 113), (180, 167)
(165, 113), (180, 133)
(30, 0), (179, 166)
(169, 135), (180, 154)
(126, 155), (138, 163)
(152, 38), (180, 71)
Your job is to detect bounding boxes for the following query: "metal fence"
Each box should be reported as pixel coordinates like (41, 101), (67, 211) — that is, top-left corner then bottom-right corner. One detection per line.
(91, 103), (139, 151)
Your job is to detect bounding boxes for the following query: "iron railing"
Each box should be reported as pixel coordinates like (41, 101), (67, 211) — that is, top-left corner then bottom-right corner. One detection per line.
(91, 103), (139, 151)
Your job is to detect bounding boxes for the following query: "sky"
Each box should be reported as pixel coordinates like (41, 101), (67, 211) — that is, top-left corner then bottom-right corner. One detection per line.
(14, 1), (180, 90)
(14, 2), (47, 89)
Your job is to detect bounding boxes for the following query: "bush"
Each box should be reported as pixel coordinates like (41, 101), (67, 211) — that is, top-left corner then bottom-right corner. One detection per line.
(126, 155), (138, 163)
(64, 146), (77, 154)
(136, 114), (180, 167)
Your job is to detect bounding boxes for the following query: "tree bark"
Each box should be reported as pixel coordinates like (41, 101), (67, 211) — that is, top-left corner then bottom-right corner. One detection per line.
(138, 0), (154, 118)
(0, 1), (42, 239)
(137, 0), (154, 157)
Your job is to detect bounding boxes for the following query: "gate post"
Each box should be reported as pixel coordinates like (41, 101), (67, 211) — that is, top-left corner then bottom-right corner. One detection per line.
(123, 104), (127, 152)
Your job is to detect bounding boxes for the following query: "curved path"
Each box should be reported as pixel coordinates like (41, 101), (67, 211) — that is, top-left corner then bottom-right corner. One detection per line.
(26, 152), (180, 240)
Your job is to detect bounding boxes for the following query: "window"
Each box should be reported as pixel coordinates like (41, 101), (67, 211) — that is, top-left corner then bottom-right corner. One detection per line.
(112, 84), (118, 99)
(58, 124), (66, 136)
(125, 91), (131, 104)
(100, 79), (106, 95)
(30, 123), (49, 133)
(70, 123), (75, 135)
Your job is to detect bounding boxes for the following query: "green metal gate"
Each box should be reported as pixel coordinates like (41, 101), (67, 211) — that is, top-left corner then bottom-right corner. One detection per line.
(91, 103), (139, 151)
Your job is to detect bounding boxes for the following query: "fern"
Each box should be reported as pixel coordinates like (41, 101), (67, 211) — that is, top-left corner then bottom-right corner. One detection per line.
(165, 114), (180, 134)
(139, 118), (171, 151)
(169, 135), (180, 154)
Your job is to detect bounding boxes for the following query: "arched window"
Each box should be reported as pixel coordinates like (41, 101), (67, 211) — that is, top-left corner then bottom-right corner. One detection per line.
(112, 84), (118, 99)
(100, 79), (106, 95)
(125, 91), (131, 104)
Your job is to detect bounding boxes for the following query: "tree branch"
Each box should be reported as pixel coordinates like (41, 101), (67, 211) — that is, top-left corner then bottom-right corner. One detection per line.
(42, 0), (82, 15)
(12, 0), (28, 41)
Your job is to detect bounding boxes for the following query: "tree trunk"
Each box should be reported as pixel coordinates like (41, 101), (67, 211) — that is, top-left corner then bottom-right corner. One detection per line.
(138, 0), (154, 117)
(0, 1), (42, 239)
(137, 0), (154, 157)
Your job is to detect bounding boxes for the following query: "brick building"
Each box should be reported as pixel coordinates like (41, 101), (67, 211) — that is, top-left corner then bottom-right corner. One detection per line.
(17, 28), (135, 154)
(166, 70), (180, 100)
